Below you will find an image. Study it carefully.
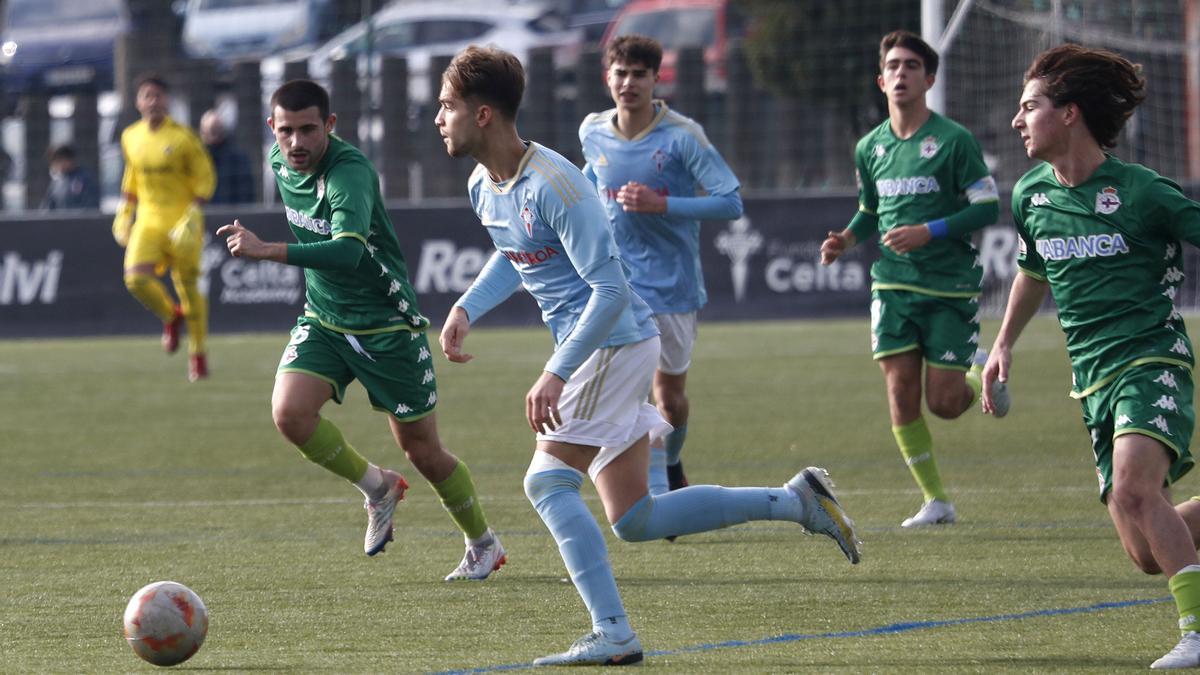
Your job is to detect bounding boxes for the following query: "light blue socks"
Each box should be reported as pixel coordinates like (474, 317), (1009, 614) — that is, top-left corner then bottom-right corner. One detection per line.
(648, 447), (669, 496)
(664, 425), (687, 466)
(612, 485), (802, 542)
(524, 469), (634, 640)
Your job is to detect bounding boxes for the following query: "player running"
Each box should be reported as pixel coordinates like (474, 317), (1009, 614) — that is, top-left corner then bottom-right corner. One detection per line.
(579, 34), (743, 498)
(114, 74), (215, 381)
(985, 44), (1200, 670)
(218, 80), (503, 581)
(820, 30), (1007, 528)
(436, 45), (860, 667)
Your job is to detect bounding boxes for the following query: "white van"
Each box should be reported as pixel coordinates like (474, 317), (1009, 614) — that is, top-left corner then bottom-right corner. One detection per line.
(182, 0), (335, 61)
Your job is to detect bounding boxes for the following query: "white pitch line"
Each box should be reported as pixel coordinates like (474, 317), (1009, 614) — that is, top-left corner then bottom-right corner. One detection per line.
(0, 484), (1101, 510)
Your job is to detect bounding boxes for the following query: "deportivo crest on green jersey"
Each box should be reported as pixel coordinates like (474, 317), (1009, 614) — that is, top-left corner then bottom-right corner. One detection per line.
(1013, 155), (1200, 397)
(855, 112), (991, 296)
(271, 135), (428, 333)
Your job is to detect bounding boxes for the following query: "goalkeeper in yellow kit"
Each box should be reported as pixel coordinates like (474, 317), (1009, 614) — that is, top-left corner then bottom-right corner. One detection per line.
(114, 74), (216, 381)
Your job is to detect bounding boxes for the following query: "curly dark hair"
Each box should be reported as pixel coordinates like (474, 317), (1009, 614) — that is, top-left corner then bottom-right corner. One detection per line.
(605, 34), (663, 72)
(1024, 44), (1146, 149)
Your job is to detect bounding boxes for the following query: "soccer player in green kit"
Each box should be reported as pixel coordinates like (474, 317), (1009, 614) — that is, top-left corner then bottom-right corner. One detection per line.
(820, 30), (1007, 528)
(983, 45), (1200, 669)
(217, 80), (504, 581)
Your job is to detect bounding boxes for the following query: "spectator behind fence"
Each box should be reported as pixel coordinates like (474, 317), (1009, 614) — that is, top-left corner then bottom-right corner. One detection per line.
(200, 109), (255, 204)
(41, 144), (99, 210)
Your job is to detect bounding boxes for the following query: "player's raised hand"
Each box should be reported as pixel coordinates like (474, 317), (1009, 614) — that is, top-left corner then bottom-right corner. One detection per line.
(526, 371), (565, 434)
(216, 219), (267, 259)
(820, 230), (855, 265)
(882, 223), (933, 254)
(980, 347), (1010, 415)
(616, 181), (667, 214)
(439, 306), (474, 364)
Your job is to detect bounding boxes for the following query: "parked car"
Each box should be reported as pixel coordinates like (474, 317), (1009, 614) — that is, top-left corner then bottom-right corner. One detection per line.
(262, 0), (583, 102)
(0, 0), (129, 98)
(181, 0), (338, 62)
(541, 0), (631, 42)
(600, 0), (746, 90)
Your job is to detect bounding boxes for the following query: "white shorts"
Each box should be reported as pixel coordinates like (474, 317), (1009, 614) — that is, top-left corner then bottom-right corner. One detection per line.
(536, 336), (672, 481)
(653, 311), (698, 375)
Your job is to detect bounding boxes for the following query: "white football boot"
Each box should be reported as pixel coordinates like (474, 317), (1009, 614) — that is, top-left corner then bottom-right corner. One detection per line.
(444, 530), (507, 581)
(364, 469), (408, 556)
(901, 498), (957, 528)
(1152, 631), (1200, 669)
(532, 631), (643, 666)
(785, 467), (863, 564)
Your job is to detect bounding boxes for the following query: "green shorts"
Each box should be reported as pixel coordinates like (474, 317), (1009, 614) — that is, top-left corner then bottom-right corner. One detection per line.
(1082, 363), (1195, 502)
(277, 317), (438, 421)
(870, 289), (980, 370)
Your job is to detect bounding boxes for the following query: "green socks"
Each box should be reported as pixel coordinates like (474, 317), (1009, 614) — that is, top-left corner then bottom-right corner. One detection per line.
(297, 418), (369, 482)
(893, 416), (948, 503)
(432, 461), (490, 540)
(965, 367), (983, 406)
(298, 420), (489, 541)
(1171, 566), (1200, 633)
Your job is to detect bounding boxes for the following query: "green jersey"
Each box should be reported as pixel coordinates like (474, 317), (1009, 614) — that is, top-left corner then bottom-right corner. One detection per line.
(853, 112), (994, 297)
(1013, 156), (1200, 398)
(271, 135), (427, 334)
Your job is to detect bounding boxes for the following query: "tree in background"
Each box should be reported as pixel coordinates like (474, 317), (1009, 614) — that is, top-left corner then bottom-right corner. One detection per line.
(740, 0), (919, 187)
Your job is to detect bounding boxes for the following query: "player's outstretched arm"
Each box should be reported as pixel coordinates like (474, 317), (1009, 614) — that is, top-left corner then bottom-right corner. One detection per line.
(982, 272), (1048, 414)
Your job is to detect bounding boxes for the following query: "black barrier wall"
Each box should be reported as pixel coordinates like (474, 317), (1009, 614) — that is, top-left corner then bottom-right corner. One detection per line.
(0, 195), (1035, 339)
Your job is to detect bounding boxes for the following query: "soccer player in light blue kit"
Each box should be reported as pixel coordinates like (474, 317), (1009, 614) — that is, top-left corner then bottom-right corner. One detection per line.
(579, 34), (743, 499)
(435, 46), (861, 667)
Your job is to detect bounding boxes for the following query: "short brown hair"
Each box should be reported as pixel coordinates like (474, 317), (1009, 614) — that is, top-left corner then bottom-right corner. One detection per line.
(441, 46), (525, 120)
(604, 34), (663, 72)
(270, 79), (331, 120)
(879, 30), (939, 76)
(1023, 44), (1146, 149)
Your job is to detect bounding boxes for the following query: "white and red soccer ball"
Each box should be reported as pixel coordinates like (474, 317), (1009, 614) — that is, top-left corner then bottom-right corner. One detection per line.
(122, 581), (208, 666)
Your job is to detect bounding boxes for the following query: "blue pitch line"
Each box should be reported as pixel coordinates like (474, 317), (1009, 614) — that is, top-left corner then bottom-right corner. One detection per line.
(432, 596), (1171, 674)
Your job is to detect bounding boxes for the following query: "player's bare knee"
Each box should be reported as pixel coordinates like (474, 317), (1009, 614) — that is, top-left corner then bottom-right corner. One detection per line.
(926, 394), (967, 419)
(657, 394), (687, 422)
(1132, 554), (1163, 575)
(272, 403), (314, 445)
(1108, 482), (1153, 521)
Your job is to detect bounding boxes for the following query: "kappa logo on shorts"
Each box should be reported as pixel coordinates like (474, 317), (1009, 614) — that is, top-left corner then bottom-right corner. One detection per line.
(281, 345), (299, 365)
(1150, 414), (1172, 434)
(1156, 371), (1180, 390)
(1153, 395), (1180, 412)
(1116, 414), (1133, 427)
(1171, 338), (1192, 357)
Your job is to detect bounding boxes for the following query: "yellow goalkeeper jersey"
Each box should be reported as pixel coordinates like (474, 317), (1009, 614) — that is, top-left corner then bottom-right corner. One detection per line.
(119, 116), (215, 222)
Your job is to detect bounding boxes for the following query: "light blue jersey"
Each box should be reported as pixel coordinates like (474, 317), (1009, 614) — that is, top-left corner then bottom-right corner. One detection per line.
(459, 142), (658, 380)
(579, 101), (742, 313)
